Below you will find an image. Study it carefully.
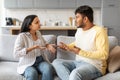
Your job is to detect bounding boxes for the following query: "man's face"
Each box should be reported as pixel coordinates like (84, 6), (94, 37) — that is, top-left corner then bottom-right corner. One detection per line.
(75, 13), (85, 28)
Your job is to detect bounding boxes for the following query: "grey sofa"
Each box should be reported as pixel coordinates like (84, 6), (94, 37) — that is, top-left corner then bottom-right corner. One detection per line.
(57, 36), (120, 80)
(0, 34), (120, 80)
(0, 34), (58, 80)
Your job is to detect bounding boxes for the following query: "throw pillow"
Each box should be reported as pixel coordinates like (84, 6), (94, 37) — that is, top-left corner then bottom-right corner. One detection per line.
(108, 46), (120, 73)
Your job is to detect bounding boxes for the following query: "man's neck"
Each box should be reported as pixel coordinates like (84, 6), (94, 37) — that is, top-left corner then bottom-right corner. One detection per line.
(82, 23), (94, 31)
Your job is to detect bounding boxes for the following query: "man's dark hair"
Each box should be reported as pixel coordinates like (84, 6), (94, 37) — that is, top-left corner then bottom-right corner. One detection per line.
(75, 5), (93, 23)
(20, 15), (37, 33)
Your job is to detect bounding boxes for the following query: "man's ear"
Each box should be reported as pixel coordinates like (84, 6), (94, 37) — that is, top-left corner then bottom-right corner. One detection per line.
(83, 16), (88, 23)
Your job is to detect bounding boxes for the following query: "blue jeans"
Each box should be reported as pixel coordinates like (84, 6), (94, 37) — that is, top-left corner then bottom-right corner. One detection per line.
(52, 59), (102, 80)
(23, 56), (54, 80)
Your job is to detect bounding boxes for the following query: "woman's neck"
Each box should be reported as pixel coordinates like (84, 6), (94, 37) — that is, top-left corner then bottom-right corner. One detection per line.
(29, 30), (36, 35)
(29, 31), (38, 41)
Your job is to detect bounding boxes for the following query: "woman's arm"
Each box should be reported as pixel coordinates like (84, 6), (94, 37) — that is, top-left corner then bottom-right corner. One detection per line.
(13, 34), (27, 58)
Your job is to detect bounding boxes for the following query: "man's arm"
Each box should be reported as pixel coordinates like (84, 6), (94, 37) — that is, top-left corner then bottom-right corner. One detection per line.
(77, 28), (109, 60)
(58, 42), (75, 51)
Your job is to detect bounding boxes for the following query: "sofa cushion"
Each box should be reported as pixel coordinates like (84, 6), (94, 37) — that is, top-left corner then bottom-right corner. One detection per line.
(0, 61), (24, 80)
(0, 34), (18, 62)
(108, 36), (118, 51)
(0, 34), (56, 62)
(43, 35), (56, 44)
(108, 46), (120, 73)
(43, 35), (57, 62)
(57, 36), (76, 60)
(95, 71), (120, 80)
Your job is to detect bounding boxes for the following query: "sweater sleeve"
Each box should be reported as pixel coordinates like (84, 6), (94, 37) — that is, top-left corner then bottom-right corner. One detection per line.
(78, 28), (109, 60)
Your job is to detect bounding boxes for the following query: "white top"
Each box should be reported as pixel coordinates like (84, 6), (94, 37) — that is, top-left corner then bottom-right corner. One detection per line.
(33, 39), (42, 57)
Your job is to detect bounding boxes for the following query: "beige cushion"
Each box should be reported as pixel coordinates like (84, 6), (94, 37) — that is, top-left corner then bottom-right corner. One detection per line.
(108, 46), (120, 73)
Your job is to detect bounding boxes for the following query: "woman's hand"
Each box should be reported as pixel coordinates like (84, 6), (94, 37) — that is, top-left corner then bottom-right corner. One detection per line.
(46, 44), (56, 54)
(33, 45), (46, 50)
(26, 45), (46, 53)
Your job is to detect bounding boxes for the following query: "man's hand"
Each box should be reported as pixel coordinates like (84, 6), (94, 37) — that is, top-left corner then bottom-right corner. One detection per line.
(58, 42), (80, 54)
(57, 42), (69, 51)
(57, 42), (80, 54)
(70, 46), (80, 54)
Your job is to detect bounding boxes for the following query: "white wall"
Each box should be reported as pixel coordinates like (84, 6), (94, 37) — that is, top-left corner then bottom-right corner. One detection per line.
(0, 0), (6, 33)
(117, 0), (120, 45)
(0, 0), (6, 25)
(5, 9), (75, 26)
(0, 0), (3, 26)
(0, 0), (102, 27)
(5, 9), (101, 26)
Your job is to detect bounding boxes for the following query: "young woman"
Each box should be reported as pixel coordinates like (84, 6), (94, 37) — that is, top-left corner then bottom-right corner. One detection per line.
(14, 15), (56, 80)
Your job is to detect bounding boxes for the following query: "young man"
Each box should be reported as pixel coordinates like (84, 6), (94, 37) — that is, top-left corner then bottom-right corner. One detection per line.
(52, 5), (109, 80)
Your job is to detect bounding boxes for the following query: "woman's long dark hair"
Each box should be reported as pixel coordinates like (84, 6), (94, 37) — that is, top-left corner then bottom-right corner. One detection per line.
(20, 15), (37, 33)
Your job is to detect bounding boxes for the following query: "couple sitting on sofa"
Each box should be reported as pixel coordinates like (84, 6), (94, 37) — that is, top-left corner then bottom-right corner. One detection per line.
(13, 5), (109, 80)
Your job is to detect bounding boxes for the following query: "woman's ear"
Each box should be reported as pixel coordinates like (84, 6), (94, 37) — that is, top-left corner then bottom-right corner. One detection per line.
(29, 25), (32, 30)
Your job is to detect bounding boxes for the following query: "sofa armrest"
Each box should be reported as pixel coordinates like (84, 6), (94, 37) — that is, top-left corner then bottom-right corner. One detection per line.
(108, 36), (118, 51)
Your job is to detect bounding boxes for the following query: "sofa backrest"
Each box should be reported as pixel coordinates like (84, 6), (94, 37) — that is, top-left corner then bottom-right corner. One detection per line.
(57, 36), (119, 60)
(57, 36), (76, 60)
(108, 36), (118, 51)
(0, 34), (18, 62)
(0, 34), (56, 62)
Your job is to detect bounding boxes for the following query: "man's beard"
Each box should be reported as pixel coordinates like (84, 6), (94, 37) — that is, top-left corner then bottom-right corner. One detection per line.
(77, 22), (85, 28)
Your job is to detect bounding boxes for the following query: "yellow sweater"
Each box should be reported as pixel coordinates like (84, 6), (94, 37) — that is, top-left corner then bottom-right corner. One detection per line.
(68, 26), (109, 75)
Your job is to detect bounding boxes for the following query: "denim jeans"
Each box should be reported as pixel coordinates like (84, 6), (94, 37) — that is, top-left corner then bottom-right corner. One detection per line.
(23, 56), (54, 80)
(52, 59), (102, 80)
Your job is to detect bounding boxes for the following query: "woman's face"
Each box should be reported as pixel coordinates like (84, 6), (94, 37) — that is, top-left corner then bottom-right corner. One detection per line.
(29, 17), (41, 31)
